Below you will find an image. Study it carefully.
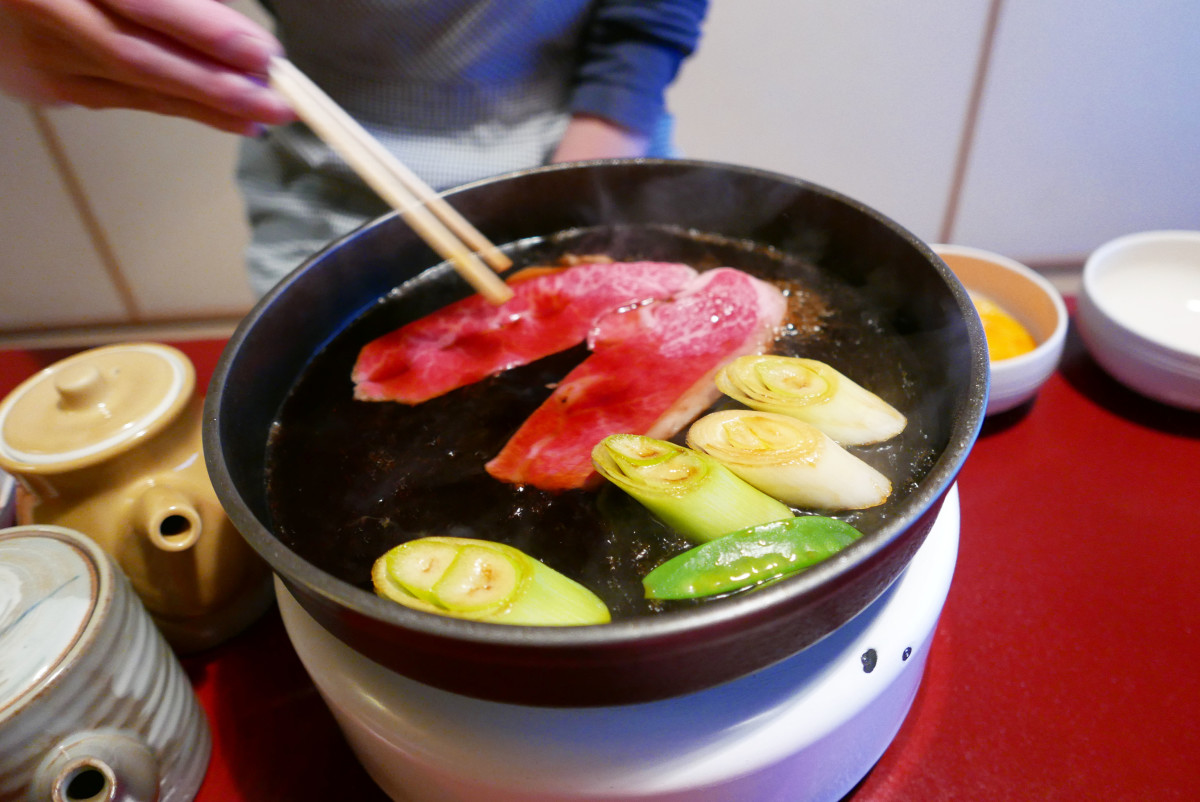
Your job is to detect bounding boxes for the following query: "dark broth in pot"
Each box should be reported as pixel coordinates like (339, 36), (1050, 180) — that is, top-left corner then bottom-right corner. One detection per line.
(265, 226), (939, 620)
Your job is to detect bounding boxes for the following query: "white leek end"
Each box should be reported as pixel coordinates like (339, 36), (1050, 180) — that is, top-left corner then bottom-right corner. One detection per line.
(715, 355), (906, 445)
(687, 409), (892, 510)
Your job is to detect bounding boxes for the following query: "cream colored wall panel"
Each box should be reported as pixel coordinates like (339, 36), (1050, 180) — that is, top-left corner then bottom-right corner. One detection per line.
(47, 107), (256, 319)
(39, 1), (270, 323)
(668, 0), (992, 242)
(0, 97), (127, 329)
(40, 3), (275, 321)
(952, 0), (1200, 263)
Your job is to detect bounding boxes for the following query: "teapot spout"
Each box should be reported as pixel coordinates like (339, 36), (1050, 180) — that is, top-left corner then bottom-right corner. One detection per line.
(32, 728), (160, 802)
(133, 485), (202, 552)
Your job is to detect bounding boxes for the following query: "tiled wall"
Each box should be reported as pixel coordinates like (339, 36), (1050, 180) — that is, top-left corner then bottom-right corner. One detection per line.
(949, 0), (1200, 259)
(2, 0), (1197, 345)
(668, 0), (1200, 270)
(0, 0), (269, 346)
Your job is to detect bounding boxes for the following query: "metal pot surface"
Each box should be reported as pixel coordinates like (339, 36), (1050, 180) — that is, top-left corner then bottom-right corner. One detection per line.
(204, 160), (988, 706)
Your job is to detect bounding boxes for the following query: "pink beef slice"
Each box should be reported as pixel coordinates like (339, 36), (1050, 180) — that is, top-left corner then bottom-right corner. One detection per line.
(352, 261), (698, 403)
(485, 267), (788, 491)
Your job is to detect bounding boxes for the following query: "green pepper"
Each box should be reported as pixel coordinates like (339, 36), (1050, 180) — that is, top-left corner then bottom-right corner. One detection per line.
(642, 516), (864, 600)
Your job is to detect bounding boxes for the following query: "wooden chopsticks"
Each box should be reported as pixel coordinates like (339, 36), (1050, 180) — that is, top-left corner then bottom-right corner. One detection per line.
(267, 58), (514, 304)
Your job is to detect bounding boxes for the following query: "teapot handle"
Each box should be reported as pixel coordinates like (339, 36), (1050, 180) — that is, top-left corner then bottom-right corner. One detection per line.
(31, 728), (160, 802)
(133, 485), (202, 552)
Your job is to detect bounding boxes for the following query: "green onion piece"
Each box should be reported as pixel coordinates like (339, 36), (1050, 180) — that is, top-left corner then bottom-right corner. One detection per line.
(372, 536), (610, 626)
(591, 433), (794, 543)
(643, 516), (864, 600)
(383, 538), (461, 606)
(687, 409), (892, 510)
(715, 355), (906, 445)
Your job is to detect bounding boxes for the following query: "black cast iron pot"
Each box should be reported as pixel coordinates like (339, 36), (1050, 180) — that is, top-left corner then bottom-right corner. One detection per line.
(203, 160), (988, 707)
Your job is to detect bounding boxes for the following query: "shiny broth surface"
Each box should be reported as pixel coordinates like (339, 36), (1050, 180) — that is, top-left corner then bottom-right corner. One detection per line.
(265, 227), (939, 620)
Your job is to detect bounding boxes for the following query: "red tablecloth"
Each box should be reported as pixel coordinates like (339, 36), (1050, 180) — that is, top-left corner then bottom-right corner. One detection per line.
(3, 309), (1198, 801)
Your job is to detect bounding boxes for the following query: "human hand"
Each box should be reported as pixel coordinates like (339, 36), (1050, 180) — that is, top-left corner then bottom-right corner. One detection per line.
(0, 0), (295, 135)
(550, 114), (650, 163)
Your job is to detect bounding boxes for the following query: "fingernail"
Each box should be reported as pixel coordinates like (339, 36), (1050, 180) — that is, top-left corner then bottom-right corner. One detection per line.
(223, 31), (283, 71)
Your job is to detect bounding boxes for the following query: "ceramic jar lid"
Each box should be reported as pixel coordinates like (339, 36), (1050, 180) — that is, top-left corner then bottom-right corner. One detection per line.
(0, 343), (195, 473)
(0, 526), (102, 718)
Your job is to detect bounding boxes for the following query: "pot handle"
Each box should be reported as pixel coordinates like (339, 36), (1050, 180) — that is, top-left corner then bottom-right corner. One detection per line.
(133, 485), (202, 552)
(31, 728), (160, 802)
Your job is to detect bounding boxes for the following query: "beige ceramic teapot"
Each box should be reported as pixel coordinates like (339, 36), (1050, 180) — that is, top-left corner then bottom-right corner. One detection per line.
(0, 342), (271, 652)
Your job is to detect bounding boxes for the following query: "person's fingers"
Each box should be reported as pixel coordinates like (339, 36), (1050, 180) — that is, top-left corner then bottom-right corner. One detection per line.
(95, 0), (282, 73)
(14, 0), (284, 73)
(80, 21), (295, 121)
(15, 7), (295, 124)
(2, 0), (294, 124)
(51, 73), (270, 135)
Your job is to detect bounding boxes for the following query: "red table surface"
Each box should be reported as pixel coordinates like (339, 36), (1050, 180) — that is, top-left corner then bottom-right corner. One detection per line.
(2, 307), (1198, 801)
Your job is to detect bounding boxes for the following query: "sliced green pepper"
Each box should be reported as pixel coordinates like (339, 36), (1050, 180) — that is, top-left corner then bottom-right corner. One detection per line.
(642, 516), (864, 600)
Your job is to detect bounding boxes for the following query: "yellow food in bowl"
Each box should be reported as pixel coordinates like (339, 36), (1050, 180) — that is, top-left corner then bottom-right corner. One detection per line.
(969, 291), (1037, 361)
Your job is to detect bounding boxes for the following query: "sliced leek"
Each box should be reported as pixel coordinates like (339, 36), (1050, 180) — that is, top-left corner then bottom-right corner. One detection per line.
(591, 433), (793, 543)
(715, 355), (906, 445)
(688, 410), (891, 510)
(372, 536), (610, 626)
(643, 515), (864, 600)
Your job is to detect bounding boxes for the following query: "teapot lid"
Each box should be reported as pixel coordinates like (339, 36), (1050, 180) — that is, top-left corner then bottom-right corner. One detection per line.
(0, 343), (195, 473)
(0, 526), (105, 719)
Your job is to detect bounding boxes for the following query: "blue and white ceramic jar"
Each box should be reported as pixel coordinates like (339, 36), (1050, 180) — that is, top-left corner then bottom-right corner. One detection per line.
(0, 525), (210, 802)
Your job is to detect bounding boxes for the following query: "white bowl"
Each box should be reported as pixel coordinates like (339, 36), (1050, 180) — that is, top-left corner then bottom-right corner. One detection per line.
(933, 244), (1068, 415)
(1076, 230), (1200, 411)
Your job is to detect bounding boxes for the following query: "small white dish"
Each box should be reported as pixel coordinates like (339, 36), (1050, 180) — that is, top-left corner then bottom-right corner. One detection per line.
(1077, 230), (1200, 411)
(933, 244), (1068, 415)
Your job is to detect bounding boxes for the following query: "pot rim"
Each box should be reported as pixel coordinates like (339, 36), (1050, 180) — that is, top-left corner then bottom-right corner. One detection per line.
(205, 158), (988, 653)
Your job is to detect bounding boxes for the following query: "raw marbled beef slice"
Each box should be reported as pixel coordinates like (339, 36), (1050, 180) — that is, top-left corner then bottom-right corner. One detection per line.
(485, 268), (788, 490)
(352, 261), (698, 404)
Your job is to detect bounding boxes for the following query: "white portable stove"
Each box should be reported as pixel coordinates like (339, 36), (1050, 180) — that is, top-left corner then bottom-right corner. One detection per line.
(277, 486), (959, 802)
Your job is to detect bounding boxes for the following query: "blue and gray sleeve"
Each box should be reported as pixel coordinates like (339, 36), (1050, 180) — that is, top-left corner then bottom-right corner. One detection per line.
(569, 0), (710, 136)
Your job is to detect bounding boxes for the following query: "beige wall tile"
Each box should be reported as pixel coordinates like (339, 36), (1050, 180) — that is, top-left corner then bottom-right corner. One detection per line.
(952, 0), (1200, 263)
(667, 0), (993, 243)
(47, 107), (257, 320)
(0, 97), (128, 330)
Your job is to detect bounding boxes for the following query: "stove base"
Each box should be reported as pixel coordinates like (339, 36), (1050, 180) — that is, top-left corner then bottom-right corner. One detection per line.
(277, 486), (959, 802)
